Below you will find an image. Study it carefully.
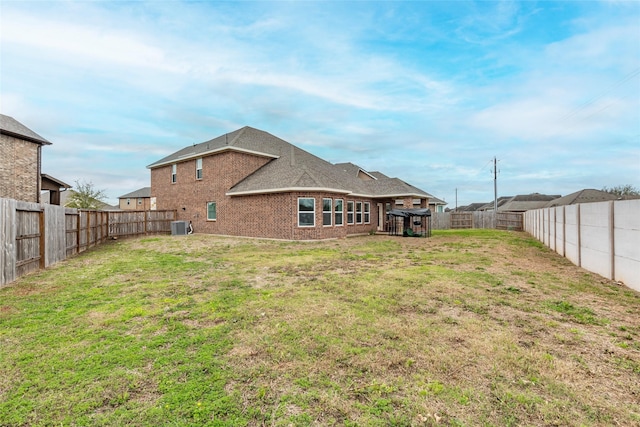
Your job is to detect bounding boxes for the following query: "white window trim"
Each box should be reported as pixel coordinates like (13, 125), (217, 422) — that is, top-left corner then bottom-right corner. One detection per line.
(334, 199), (344, 227)
(356, 201), (363, 224)
(364, 202), (370, 224)
(196, 158), (203, 180)
(298, 197), (315, 228)
(171, 164), (177, 184)
(347, 201), (354, 225)
(322, 198), (332, 227)
(207, 201), (217, 221)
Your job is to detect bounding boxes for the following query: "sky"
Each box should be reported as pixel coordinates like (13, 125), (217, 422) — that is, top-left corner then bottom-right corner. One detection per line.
(1, 0), (639, 207)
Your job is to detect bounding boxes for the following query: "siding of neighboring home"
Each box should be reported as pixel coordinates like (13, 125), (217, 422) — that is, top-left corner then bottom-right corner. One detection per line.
(119, 197), (151, 210)
(0, 133), (40, 202)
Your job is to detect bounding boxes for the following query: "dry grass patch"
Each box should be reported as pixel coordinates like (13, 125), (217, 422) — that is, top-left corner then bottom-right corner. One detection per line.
(1, 230), (638, 426)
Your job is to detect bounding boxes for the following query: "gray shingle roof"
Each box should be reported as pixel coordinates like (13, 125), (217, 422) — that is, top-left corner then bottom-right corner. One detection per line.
(149, 126), (432, 199)
(119, 187), (151, 199)
(0, 114), (51, 145)
(545, 189), (619, 207)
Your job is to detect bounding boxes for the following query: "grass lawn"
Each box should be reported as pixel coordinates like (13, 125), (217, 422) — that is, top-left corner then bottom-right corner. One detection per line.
(1, 229), (639, 426)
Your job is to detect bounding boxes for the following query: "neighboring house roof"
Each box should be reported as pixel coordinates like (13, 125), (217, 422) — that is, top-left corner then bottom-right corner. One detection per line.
(0, 114), (52, 145)
(545, 189), (619, 207)
(428, 196), (447, 206)
(456, 202), (488, 212)
(477, 197), (513, 211)
(496, 193), (561, 212)
(41, 174), (71, 189)
(149, 126), (432, 199)
(119, 187), (151, 199)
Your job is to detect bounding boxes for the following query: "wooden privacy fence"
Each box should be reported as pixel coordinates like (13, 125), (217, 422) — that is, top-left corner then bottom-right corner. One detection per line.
(1, 198), (176, 286)
(431, 211), (523, 231)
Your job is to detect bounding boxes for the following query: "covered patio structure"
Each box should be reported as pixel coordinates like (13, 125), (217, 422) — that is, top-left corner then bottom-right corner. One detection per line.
(388, 208), (431, 237)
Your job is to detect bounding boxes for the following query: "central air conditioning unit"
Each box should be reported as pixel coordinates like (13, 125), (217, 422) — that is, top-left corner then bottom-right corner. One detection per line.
(171, 221), (189, 236)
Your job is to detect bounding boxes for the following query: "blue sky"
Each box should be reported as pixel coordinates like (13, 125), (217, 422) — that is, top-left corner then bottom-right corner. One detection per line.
(1, 1), (639, 207)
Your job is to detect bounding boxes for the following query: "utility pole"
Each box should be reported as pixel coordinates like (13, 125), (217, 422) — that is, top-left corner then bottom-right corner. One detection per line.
(455, 188), (458, 212)
(493, 156), (498, 212)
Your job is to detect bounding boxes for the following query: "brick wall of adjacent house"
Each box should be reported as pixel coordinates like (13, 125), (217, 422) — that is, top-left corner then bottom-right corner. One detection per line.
(0, 134), (40, 203)
(150, 151), (381, 240)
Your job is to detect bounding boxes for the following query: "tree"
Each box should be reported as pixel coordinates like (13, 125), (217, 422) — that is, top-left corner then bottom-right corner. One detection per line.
(65, 180), (108, 209)
(601, 184), (640, 198)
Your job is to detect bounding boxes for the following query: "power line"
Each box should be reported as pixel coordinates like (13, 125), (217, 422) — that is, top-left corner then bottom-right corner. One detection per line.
(559, 67), (640, 123)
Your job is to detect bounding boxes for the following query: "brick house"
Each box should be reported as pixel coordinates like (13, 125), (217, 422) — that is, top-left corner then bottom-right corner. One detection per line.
(0, 114), (52, 203)
(148, 126), (433, 240)
(118, 187), (152, 210)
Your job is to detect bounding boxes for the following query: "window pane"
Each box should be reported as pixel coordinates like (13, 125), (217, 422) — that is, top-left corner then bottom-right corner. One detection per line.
(298, 198), (315, 227)
(347, 201), (354, 224)
(299, 212), (314, 226)
(322, 198), (332, 226)
(196, 158), (203, 179)
(207, 202), (217, 220)
(335, 199), (343, 226)
(299, 198), (314, 212)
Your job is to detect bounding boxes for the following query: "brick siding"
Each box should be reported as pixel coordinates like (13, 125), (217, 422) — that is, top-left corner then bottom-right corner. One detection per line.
(0, 134), (40, 202)
(150, 151), (381, 240)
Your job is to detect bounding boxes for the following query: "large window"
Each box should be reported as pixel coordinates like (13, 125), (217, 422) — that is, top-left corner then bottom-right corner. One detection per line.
(207, 201), (217, 220)
(347, 201), (354, 224)
(298, 197), (315, 227)
(364, 202), (370, 224)
(334, 199), (343, 226)
(323, 198), (332, 226)
(171, 164), (177, 183)
(356, 202), (363, 224)
(196, 158), (203, 180)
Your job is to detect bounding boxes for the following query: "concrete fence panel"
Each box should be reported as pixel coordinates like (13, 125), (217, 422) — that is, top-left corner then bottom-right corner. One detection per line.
(564, 205), (580, 267)
(614, 199), (640, 288)
(579, 202), (612, 280)
(525, 199), (640, 292)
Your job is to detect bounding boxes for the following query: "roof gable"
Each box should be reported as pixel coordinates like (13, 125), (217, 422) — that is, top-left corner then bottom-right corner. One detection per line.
(119, 187), (152, 199)
(0, 114), (51, 145)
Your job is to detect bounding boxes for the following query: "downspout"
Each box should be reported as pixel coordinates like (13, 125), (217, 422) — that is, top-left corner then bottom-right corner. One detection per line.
(37, 145), (42, 203)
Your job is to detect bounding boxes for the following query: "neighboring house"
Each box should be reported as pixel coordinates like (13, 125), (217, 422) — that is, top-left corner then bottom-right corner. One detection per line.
(41, 174), (71, 205)
(427, 196), (447, 213)
(118, 187), (152, 210)
(483, 193), (560, 212)
(451, 202), (489, 212)
(545, 189), (620, 207)
(148, 126), (433, 240)
(0, 114), (51, 203)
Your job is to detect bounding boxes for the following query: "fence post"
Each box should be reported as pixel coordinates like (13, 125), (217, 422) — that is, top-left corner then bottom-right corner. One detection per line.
(609, 201), (615, 281)
(560, 207), (564, 254)
(576, 204), (581, 268)
(39, 208), (45, 269)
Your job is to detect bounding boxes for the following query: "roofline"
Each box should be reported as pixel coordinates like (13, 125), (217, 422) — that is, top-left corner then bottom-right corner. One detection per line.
(227, 189), (432, 198)
(147, 146), (279, 169)
(227, 187), (353, 197)
(0, 129), (52, 145)
(357, 192), (430, 199)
